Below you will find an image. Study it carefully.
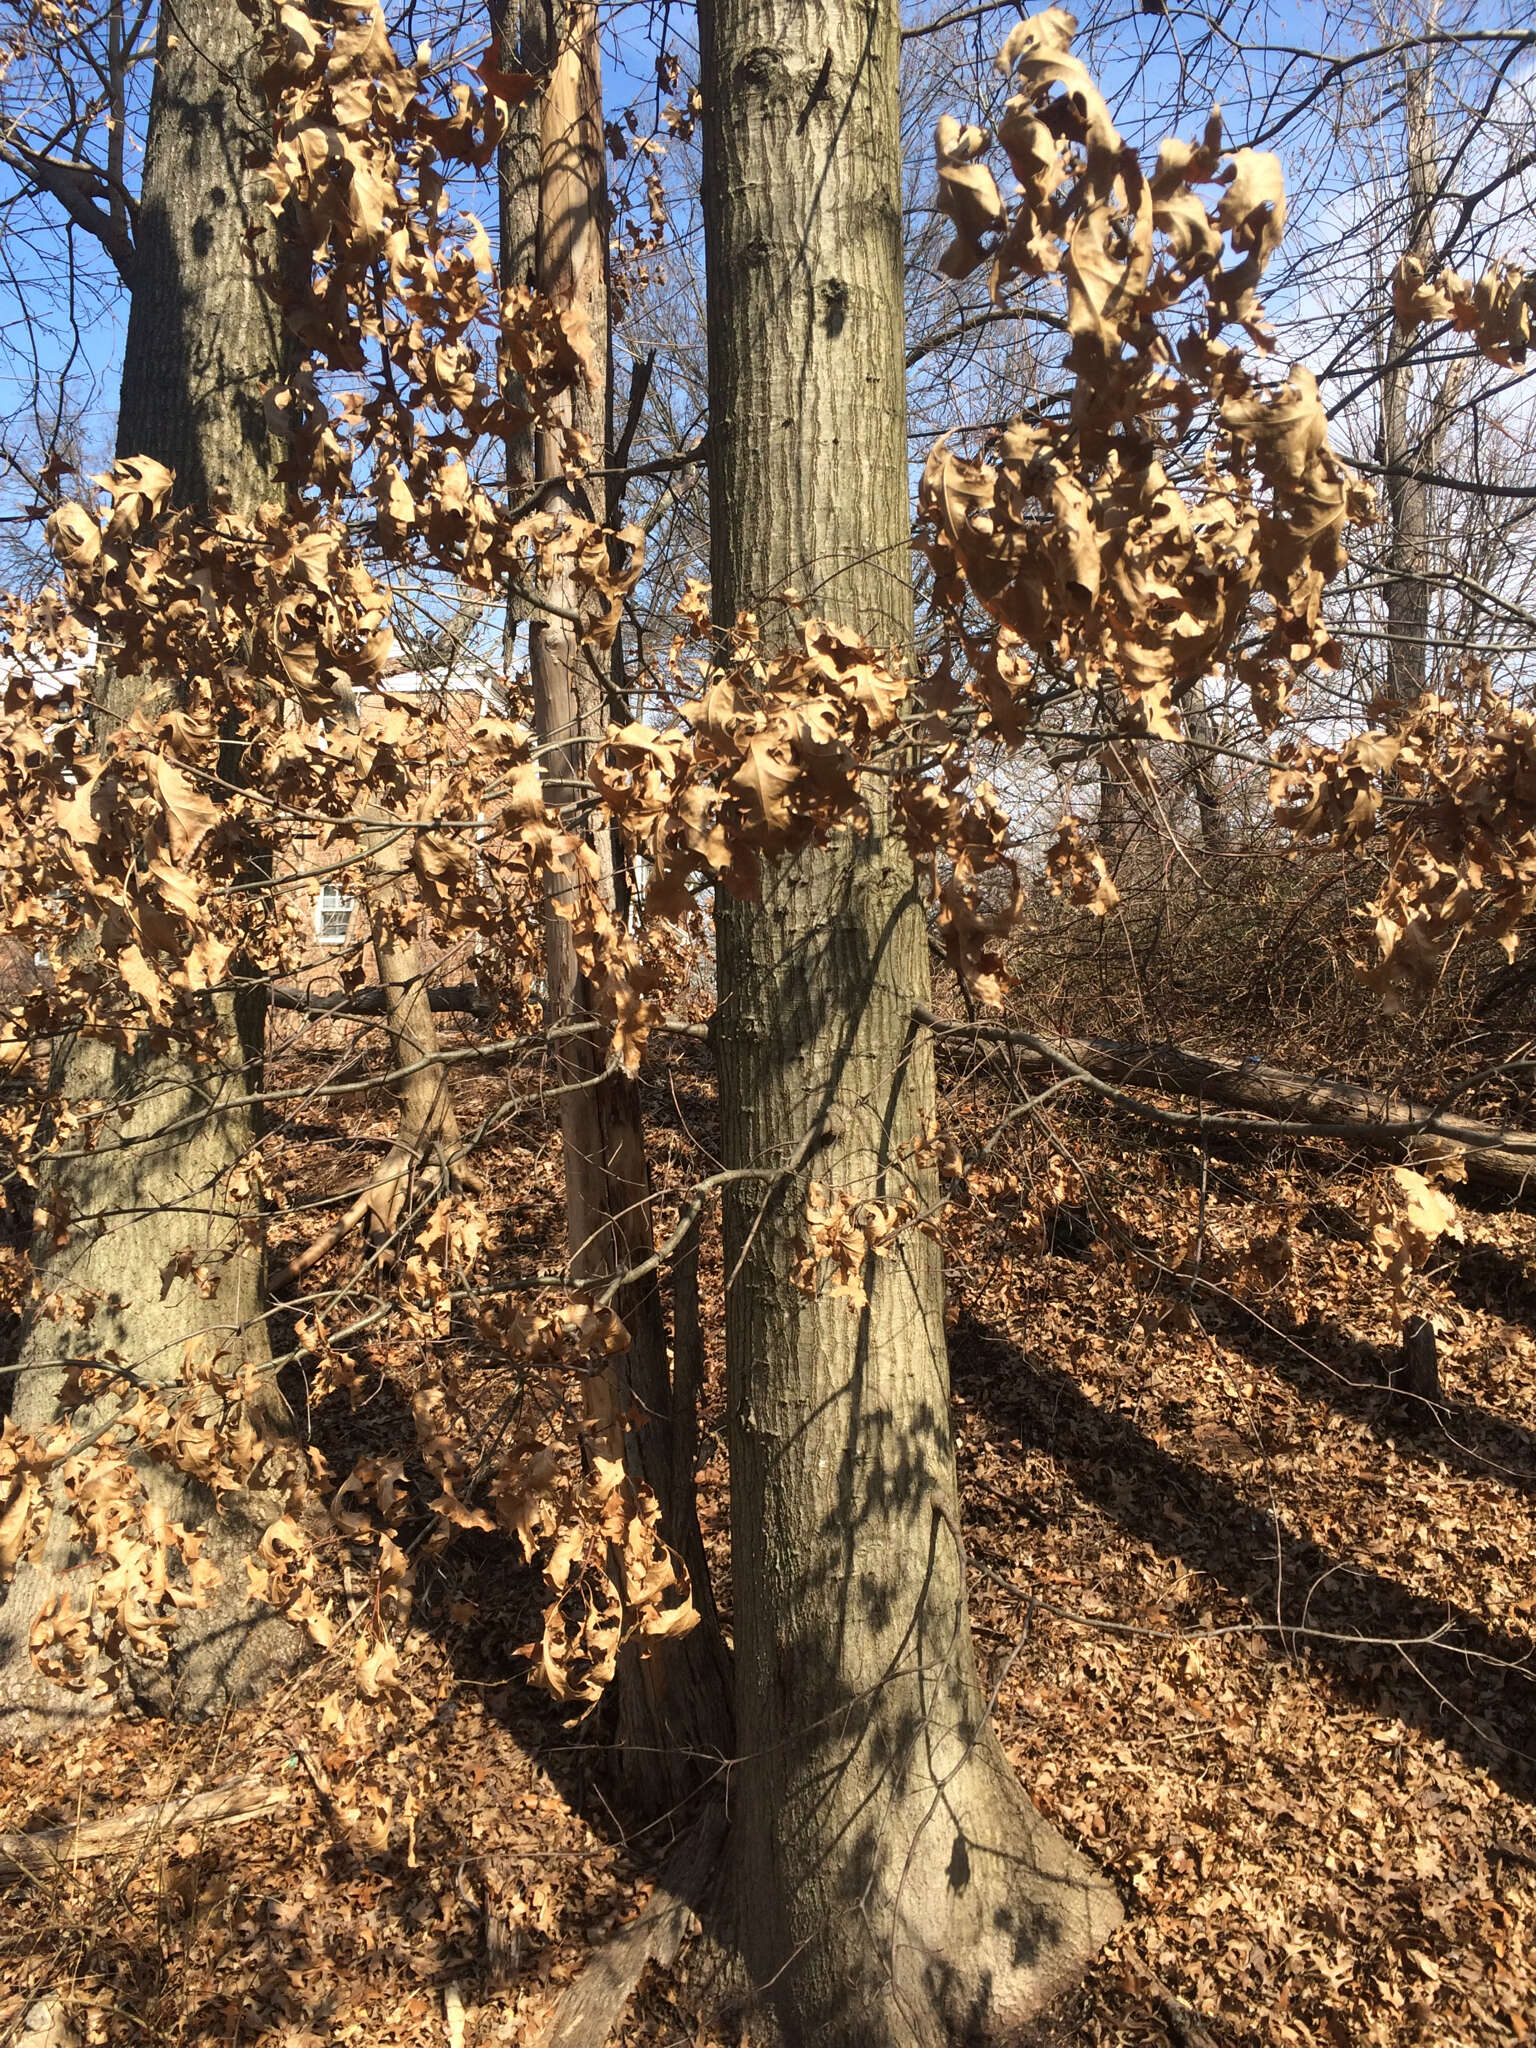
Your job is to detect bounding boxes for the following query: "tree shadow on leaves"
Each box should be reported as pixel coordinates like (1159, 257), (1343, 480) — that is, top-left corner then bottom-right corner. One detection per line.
(1209, 1292), (1536, 1502)
(1046, 1183), (1536, 1500)
(949, 1307), (1536, 1802)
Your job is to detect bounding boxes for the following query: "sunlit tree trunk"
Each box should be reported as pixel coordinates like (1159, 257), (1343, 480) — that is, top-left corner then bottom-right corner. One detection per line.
(0, 0), (302, 1729)
(357, 797), (466, 1233)
(699, 2), (1122, 2040)
(1379, 45), (1448, 706)
(524, 0), (731, 1808)
(496, 0), (548, 665)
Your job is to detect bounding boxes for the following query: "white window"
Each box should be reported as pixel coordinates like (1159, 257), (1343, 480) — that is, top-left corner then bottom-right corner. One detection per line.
(314, 883), (355, 946)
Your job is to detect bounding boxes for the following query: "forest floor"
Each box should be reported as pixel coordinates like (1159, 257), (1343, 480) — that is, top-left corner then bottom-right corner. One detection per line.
(0, 1024), (1533, 2048)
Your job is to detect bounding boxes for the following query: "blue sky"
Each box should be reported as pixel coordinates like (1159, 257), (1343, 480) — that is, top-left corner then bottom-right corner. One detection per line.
(3, 0), (1534, 650)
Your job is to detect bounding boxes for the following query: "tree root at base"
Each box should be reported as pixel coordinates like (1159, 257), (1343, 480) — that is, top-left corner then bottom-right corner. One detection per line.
(539, 1803), (728, 2048)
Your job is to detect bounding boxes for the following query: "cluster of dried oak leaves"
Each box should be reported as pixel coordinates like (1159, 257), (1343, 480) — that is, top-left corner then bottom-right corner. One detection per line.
(0, 1), (1531, 1704)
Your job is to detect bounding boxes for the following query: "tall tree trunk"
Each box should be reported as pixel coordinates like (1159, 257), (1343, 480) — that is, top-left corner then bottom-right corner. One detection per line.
(334, 679), (468, 1244)
(1182, 688), (1231, 855)
(357, 799), (466, 1235)
(0, 0), (301, 1731)
(1379, 49), (1440, 706)
(496, 0), (549, 667)
(699, 4), (1121, 2041)
(340, 598), (471, 1234)
(526, 1), (731, 1809)
(1097, 741), (1136, 857)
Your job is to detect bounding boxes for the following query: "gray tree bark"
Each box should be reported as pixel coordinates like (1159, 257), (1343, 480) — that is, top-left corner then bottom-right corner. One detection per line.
(1097, 742), (1136, 856)
(496, 0), (549, 668)
(699, 4), (1121, 2041)
(0, 0), (301, 1733)
(1181, 689), (1231, 856)
(1379, 49), (1454, 707)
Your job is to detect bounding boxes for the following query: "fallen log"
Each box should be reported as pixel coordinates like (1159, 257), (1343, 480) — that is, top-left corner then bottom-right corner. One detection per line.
(0, 1774), (293, 1885)
(270, 981), (492, 1021)
(919, 1010), (1536, 1194)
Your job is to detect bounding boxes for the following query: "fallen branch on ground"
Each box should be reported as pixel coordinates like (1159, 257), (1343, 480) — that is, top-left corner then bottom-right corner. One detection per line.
(920, 1010), (1536, 1193)
(0, 1774), (293, 1885)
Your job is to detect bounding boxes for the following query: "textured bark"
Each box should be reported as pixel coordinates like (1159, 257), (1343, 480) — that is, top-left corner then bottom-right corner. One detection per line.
(496, 0), (548, 364)
(529, 0), (613, 1296)
(1379, 52), (1446, 706)
(358, 802), (466, 1232)
(699, 5), (1121, 2042)
(1097, 743), (1135, 855)
(113, 0), (287, 518)
(1181, 690), (1231, 855)
(321, 675), (467, 1241)
(1394, 1316), (1442, 1407)
(527, 3), (732, 1806)
(0, 0), (300, 1734)
(496, 0), (549, 663)
(0, 1774), (292, 1884)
